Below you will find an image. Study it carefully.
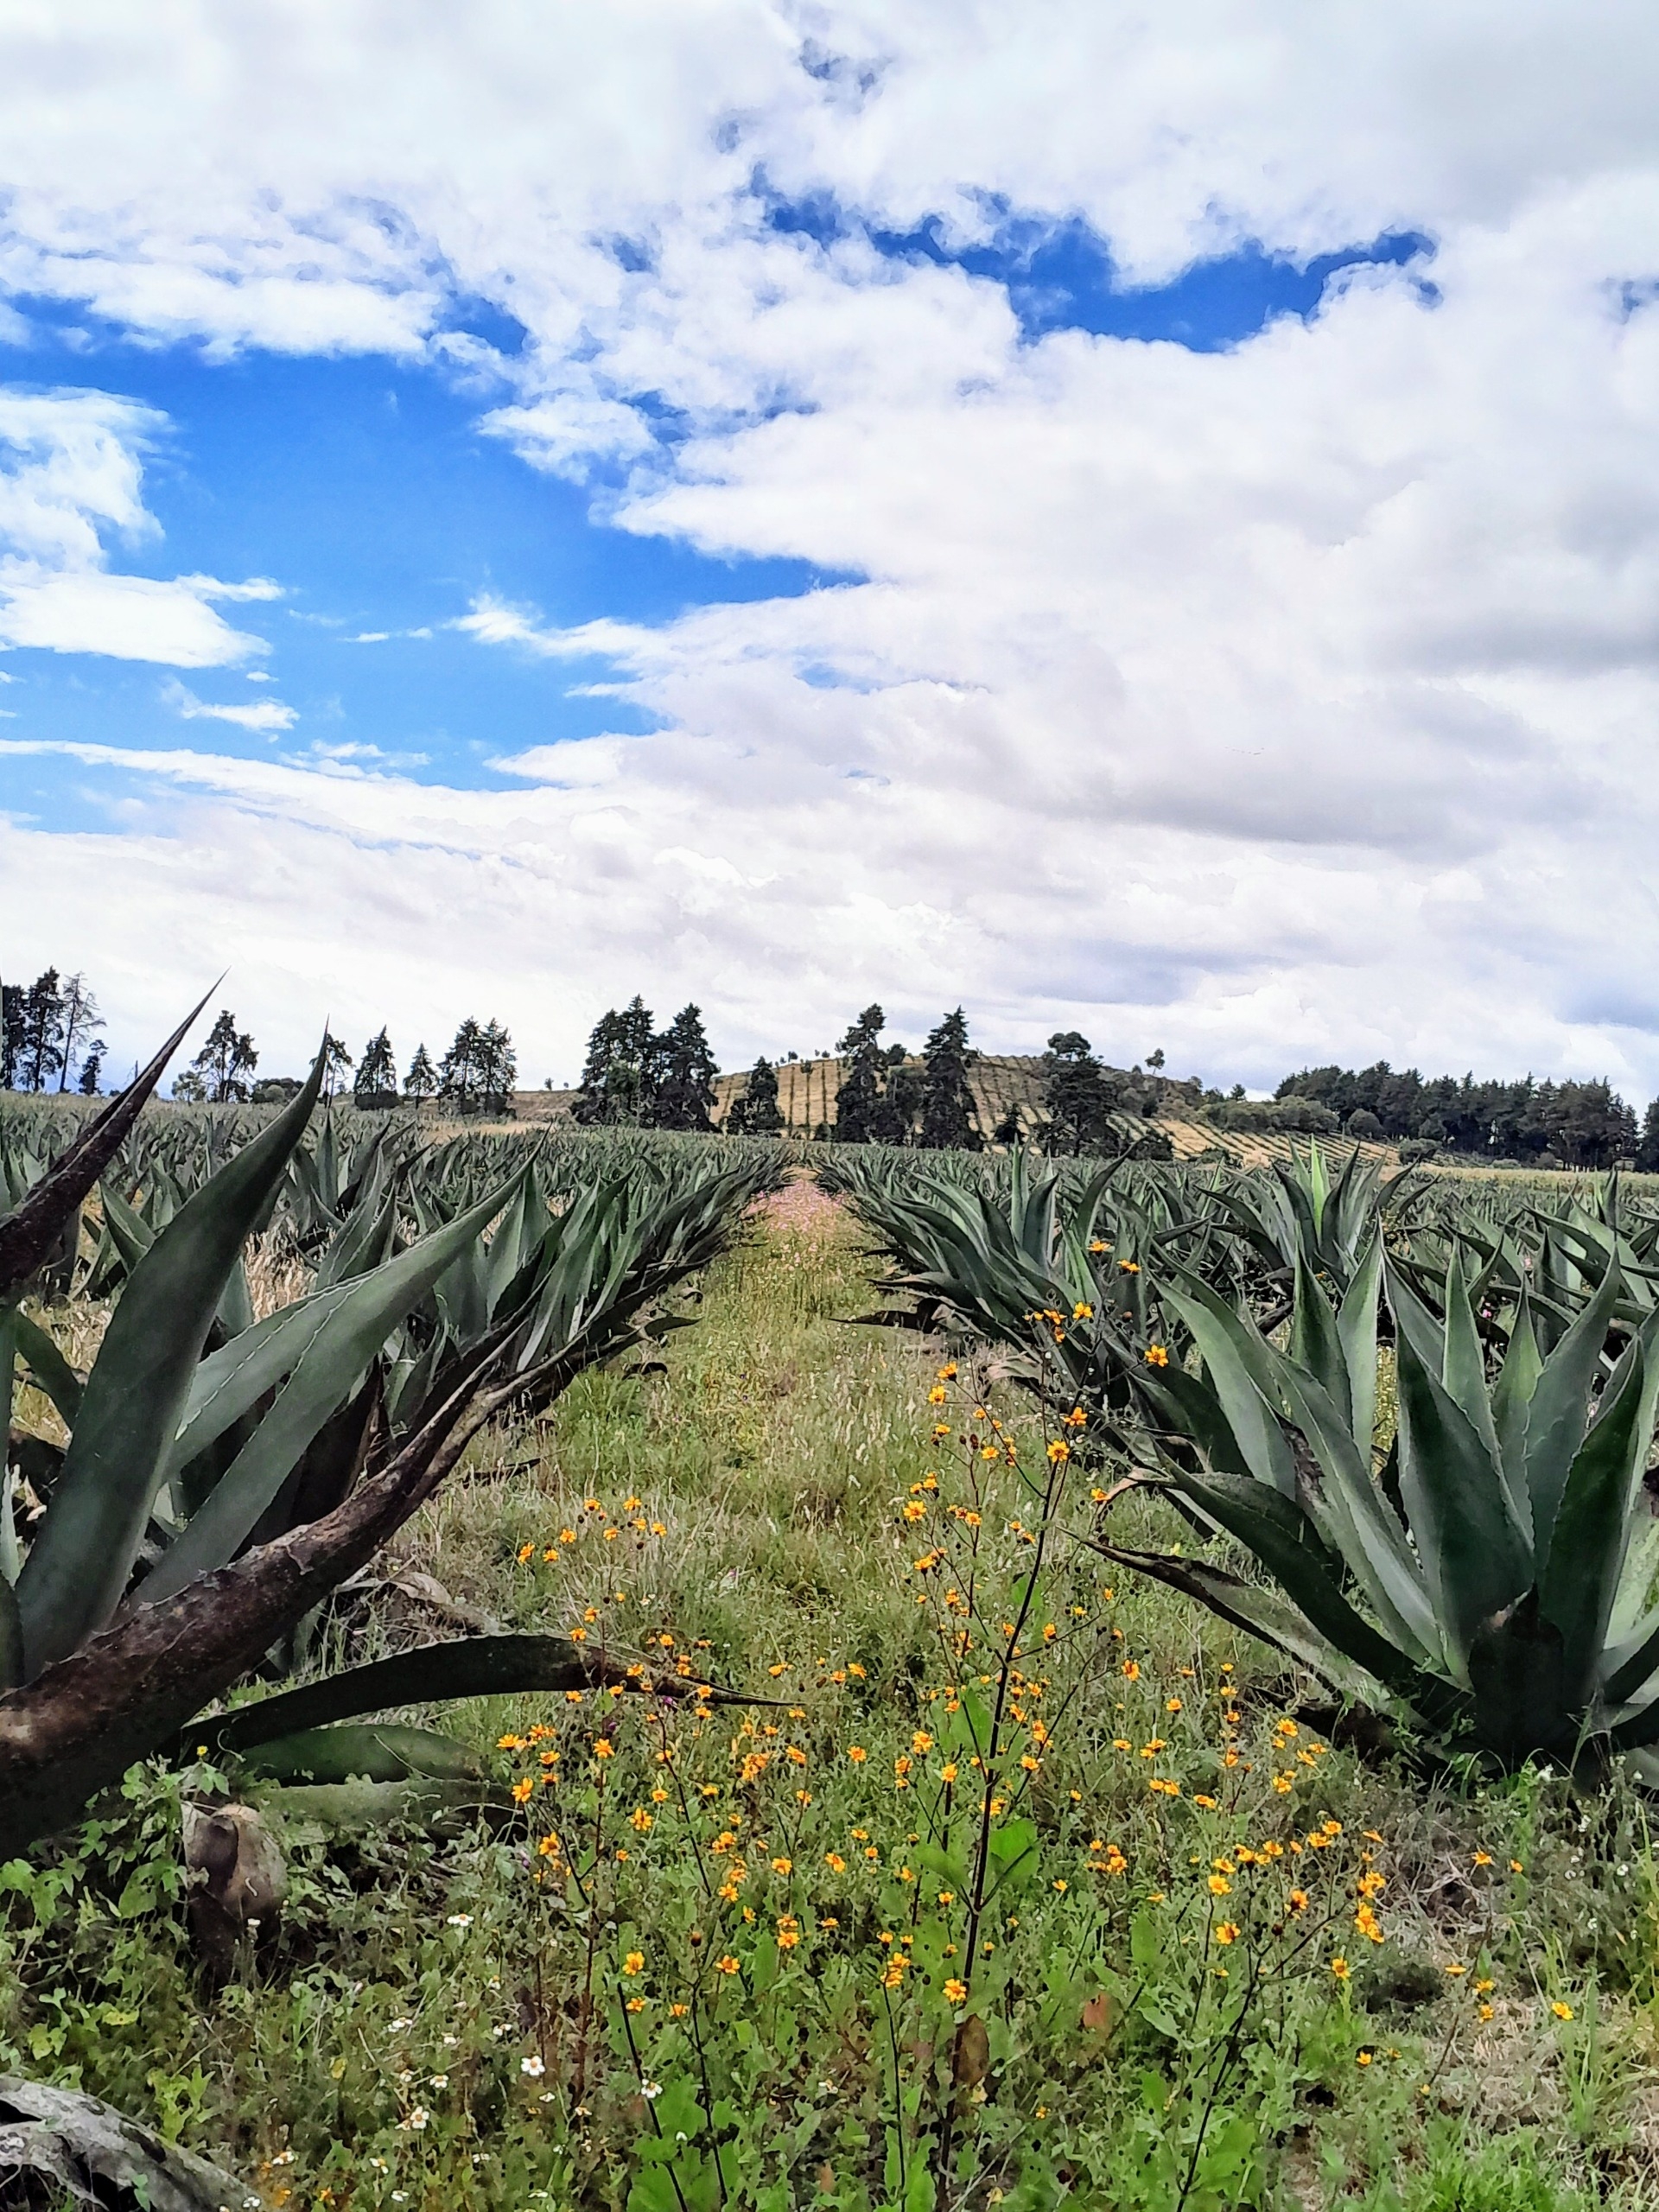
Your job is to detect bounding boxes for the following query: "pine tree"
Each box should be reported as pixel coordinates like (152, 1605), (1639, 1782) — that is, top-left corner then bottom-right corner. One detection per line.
(575, 997), (657, 1125)
(727, 1056), (784, 1135)
(476, 1020), (518, 1112)
(1, 982), (22, 1089)
(873, 1042), (923, 1144)
(1638, 1100), (1659, 1173)
(441, 1018), (485, 1110)
(355, 1027), (398, 1107)
(404, 1043), (438, 1113)
(77, 1046), (105, 1096)
(833, 1005), (887, 1142)
(1041, 1032), (1122, 1155)
(191, 1008), (258, 1103)
(55, 974), (103, 1094)
(919, 1007), (980, 1149)
(321, 1035), (353, 1099)
(650, 1004), (718, 1131)
(16, 970), (66, 1091)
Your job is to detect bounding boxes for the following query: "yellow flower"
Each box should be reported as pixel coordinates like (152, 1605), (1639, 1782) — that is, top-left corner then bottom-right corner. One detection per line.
(1287, 1889), (1309, 1913)
(715, 1955), (741, 1977)
(928, 1385), (947, 1405)
(1551, 2001), (1573, 2021)
(1046, 1439), (1071, 1464)
(1144, 1344), (1170, 1368)
(847, 1745), (868, 1764)
(1208, 1875), (1232, 1896)
(517, 1542), (534, 1563)
(944, 1977), (968, 2004)
(511, 1777), (534, 1805)
(1214, 1923), (1240, 1946)
(772, 1856), (793, 1876)
(1072, 1301), (1094, 1320)
(1330, 1956), (1351, 1981)
(939, 1761), (959, 1784)
(1118, 1259), (1141, 1274)
(623, 1950), (645, 1976)
(593, 1738), (613, 1759)
(777, 1916), (801, 1951)
(902, 1501), (926, 1523)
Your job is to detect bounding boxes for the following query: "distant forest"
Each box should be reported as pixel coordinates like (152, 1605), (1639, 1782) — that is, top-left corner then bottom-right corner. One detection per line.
(3, 963), (1654, 1167)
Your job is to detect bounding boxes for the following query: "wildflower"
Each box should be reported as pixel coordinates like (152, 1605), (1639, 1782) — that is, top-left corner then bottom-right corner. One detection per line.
(847, 1745), (868, 1764)
(1215, 1923), (1240, 1946)
(517, 1542), (535, 1563)
(593, 1739), (613, 1760)
(1122, 1660), (1141, 1681)
(715, 1955), (741, 1977)
(1473, 1851), (1493, 1867)
(824, 1852), (847, 1873)
(623, 1951), (645, 1976)
(1552, 2001), (1573, 2021)
(1510, 1859), (1525, 1874)
(1118, 1260), (1141, 1274)
(912, 1730), (933, 1755)
(1330, 1957), (1351, 1981)
(928, 1385), (947, 1405)
(497, 1732), (526, 1751)
(1192, 1794), (1217, 1810)
(402, 2107), (429, 2132)
(1064, 1406), (1087, 1427)
(772, 1856), (793, 1876)
(944, 1977), (968, 2004)
(1144, 1344), (1170, 1368)
(1046, 1439), (1071, 1464)
(903, 1501), (926, 1523)
(777, 1916), (802, 1950)
(520, 2056), (546, 2078)
(1208, 1875), (1232, 1896)
(1355, 1904), (1384, 1945)
(1072, 1301), (1094, 1320)
(1288, 1889), (1309, 1913)
(445, 1913), (473, 1929)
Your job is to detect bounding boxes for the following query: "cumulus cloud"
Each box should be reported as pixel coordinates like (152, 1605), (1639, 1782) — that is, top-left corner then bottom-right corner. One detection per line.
(3, 5), (1659, 1084)
(0, 386), (279, 663)
(165, 681), (297, 734)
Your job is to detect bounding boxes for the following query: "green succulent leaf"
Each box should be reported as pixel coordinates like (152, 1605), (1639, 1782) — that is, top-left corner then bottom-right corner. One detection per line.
(14, 1049), (327, 1677)
(141, 1179), (517, 1603)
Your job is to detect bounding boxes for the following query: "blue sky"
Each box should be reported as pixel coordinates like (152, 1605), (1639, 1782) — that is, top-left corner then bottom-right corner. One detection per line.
(0, 4), (1656, 1094)
(0, 223), (1428, 829)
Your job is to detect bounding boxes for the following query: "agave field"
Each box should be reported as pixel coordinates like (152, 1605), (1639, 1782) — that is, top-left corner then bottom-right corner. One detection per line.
(6, 1029), (1659, 2210)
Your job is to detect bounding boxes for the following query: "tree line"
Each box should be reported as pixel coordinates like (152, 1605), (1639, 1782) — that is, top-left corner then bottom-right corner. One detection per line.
(8, 963), (1658, 1166)
(1272, 1061), (1645, 1170)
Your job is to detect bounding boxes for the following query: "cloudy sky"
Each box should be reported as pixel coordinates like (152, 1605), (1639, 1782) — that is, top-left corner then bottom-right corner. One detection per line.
(1, 2), (1657, 1093)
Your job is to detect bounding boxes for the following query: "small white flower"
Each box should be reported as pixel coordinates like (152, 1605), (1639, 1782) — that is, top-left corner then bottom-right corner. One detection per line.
(401, 2107), (429, 2133)
(442, 2034), (459, 2049)
(270, 2151), (295, 2168)
(520, 2055), (546, 2078)
(446, 1913), (473, 1929)
(642, 2081), (662, 2100)
(429, 2075), (448, 2090)
(388, 2018), (411, 2031)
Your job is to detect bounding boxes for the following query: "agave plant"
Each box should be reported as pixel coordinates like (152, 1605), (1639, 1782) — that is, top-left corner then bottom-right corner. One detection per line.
(0, 1008), (770, 1854)
(1090, 1226), (1659, 1775)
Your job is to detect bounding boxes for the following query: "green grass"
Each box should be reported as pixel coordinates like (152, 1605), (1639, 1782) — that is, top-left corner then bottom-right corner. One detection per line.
(5, 1193), (1659, 2210)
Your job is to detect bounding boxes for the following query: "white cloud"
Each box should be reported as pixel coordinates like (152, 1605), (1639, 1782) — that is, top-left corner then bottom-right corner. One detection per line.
(3, 9), (1659, 1083)
(0, 387), (280, 664)
(165, 682), (297, 734)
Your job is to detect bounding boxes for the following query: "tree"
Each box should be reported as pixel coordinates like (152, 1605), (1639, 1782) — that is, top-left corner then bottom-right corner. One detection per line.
(190, 1009), (258, 1103)
(727, 1056), (784, 1135)
(1041, 1032), (1123, 1155)
(355, 1027), (398, 1108)
(13, 970), (66, 1092)
(651, 1004), (718, 1131)
(55, 974), (103, 1094)
(919, 1007), (980, 1150)
(475, 1020), (517, 1113)
(575, 997), (658, 1125)
(1, 982), (22, 1089)
(321, 1035), (353, 1100)
(77, 1046), (104, 1096)
(834, 1005), (887, 1143)
(171, 1068), (207, 1103)
(1639, 1100), (1659, 1174)
(404, 1043), (438, 1114)
(440, 1019), (484, 1111)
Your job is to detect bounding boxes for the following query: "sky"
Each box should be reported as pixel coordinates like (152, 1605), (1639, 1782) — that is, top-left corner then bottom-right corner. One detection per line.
(1, 5), (1658, 1094)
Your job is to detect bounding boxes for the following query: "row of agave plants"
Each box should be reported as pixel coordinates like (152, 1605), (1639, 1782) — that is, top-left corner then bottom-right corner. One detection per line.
(0, 998), (785, 1860)
(818, 1141), (1659, 1784)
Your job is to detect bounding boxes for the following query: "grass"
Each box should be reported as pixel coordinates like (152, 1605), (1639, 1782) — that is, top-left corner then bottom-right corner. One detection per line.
(5, 1186), (1659, 2209)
